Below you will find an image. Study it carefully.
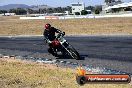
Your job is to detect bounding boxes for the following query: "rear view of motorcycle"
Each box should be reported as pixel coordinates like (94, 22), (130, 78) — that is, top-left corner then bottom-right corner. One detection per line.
(49, 33), (80, 60)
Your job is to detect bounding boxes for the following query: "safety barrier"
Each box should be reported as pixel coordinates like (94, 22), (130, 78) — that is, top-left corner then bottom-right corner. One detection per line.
(20, 13), (132, 20)
(45, 16), (59, 19)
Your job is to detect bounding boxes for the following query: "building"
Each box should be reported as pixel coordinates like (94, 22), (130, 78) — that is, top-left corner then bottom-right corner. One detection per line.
(102, 0), (132, 13)
(71, 2), (85, 14)
(2, 13), (16, 16)
(103, 2), (132, 13)
(65, 11), (70, 15)
(102, 0), (122, 13)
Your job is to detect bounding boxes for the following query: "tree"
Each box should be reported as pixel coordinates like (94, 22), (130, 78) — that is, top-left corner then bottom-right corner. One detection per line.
(32, 10), (39, 14)
(9, 9), (16, 13)
(17, 8), (27, 15)
(27, 9), (34, 14)
(85, 6), (95, 12)
(53, 8), (58, 13)
(47, 8), (54, 13)
(94, 5), (102, 14)
(52, 6), (71, 13)
(95, 9), (100, 14)
(81, 10), (88, 15)
(56, 7), (64, 13)
(9, 8), (27, 15)
(0, 10), (7, 14)
(75, 12), (80, 15)
(41, 8), (47, 13)
(66, 6), (72, 13)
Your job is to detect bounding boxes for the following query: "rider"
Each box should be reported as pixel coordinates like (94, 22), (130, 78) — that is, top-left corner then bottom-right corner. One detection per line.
(43, 23), (65, 55)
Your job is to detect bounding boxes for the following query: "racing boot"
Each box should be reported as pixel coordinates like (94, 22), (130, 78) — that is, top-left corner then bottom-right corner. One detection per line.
(48, 48), (58, 56)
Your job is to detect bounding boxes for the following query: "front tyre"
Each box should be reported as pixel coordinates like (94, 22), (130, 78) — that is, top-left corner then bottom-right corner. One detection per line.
(67, 48), (80, 60)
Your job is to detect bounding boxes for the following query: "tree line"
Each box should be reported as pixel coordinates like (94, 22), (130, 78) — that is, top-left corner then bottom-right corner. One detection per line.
(27, 6), (72, 14)
(0, 8), (27, 15)
(0, 5), (102, 15)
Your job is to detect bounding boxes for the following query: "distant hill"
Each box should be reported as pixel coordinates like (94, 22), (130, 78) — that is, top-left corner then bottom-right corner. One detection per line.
(0, 4), (30, 10)
(0, 4), (53, 10)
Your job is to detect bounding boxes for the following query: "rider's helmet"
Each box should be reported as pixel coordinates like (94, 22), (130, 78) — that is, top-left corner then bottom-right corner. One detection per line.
(45, 23), (51, 29)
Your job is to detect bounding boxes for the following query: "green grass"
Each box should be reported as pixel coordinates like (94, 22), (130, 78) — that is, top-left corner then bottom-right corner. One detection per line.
(0, 58), (131, 88)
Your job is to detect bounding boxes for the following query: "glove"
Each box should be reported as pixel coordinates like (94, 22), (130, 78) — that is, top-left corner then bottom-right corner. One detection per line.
(45, 38), (51, 44)
(47, 40), (52, 44)
(62, 32), (65, 35)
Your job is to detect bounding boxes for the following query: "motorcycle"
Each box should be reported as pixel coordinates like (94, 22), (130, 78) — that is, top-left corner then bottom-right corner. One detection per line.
(48, 33), (80, 60)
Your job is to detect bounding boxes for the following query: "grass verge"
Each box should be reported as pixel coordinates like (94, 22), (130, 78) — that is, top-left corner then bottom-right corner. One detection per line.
(0, 58), (131, 88)
(0, 16), (132, 35)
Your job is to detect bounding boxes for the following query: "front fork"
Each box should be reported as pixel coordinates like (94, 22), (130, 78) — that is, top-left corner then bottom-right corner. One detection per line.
(61, 42), (76, 59)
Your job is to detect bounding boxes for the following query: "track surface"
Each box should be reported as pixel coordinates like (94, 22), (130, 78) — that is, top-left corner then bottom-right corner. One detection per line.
(0, 36), (132, 74)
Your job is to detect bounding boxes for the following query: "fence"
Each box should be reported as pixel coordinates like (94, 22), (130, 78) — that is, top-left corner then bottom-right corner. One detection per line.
(20, 13), (132, 20)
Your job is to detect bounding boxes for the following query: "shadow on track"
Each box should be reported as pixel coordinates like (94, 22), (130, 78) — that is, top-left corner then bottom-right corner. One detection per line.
(55, 54), (86, 60)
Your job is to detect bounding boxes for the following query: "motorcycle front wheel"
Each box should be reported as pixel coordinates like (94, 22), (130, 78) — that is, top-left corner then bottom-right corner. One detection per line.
(66, 47), (80, 60)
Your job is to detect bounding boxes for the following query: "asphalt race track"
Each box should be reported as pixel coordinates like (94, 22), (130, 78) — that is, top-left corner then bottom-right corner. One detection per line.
(0, 36), (132, 74)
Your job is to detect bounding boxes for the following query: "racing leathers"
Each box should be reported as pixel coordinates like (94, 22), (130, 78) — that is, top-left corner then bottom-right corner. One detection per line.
(43, 27), (64, 55)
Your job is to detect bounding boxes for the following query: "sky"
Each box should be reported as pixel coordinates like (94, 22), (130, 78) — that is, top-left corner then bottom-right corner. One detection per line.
(0, 0), (131, 7)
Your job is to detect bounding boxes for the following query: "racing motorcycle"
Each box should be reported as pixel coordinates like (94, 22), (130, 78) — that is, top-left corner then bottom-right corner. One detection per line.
(48, 33), (80, 60)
